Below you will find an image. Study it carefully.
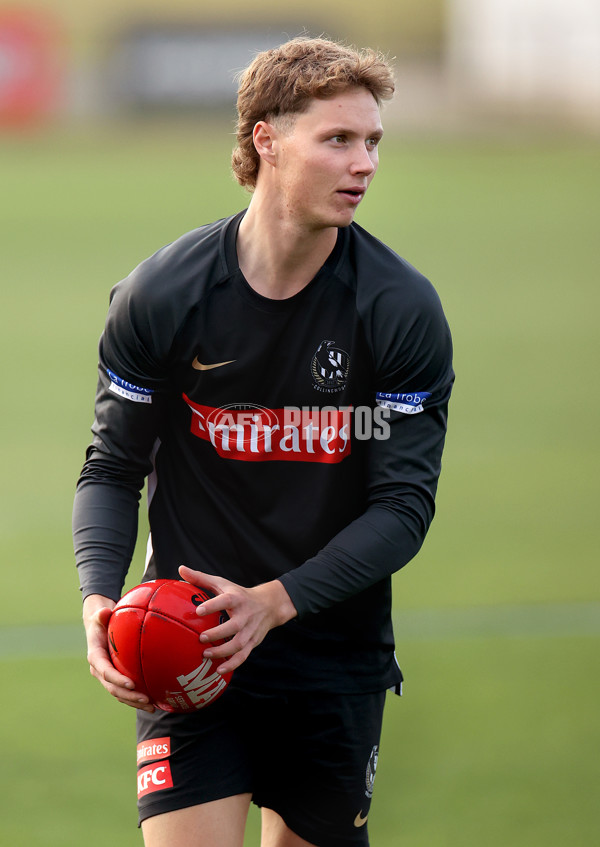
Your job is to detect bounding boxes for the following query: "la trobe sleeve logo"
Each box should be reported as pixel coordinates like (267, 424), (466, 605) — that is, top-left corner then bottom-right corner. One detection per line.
(107, 369), (154, 404)
(375, 391), (431, 415)
(311, 340), (350, 393)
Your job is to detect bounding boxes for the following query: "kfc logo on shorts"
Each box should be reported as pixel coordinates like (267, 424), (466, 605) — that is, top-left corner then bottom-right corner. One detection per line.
(137, 761), (173, 799)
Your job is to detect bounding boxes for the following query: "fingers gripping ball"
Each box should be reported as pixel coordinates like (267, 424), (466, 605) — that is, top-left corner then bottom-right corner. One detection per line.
(107, 579), (232, 712)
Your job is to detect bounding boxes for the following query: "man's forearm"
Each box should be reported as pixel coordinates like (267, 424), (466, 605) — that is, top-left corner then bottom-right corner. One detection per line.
(73, 478), (140, 602)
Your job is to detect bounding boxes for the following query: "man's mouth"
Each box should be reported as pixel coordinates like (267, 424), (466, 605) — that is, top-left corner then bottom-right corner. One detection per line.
(338, 187), (365, 204)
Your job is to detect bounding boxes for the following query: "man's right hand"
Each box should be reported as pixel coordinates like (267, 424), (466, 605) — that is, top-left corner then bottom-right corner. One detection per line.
(83, 594), (155, 712)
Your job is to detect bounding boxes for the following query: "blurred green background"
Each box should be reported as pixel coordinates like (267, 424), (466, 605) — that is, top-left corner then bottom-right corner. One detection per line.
(1, 1), (599, 845)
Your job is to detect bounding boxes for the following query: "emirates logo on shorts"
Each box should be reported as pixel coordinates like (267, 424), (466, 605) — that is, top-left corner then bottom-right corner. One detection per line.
(137, 737), (171, 766)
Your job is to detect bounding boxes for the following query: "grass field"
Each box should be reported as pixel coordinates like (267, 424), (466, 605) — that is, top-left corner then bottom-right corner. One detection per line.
(0, 123), (598, 845)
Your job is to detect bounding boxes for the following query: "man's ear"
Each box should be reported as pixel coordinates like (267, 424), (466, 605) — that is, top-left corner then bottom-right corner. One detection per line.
(253, 121), (278, 167)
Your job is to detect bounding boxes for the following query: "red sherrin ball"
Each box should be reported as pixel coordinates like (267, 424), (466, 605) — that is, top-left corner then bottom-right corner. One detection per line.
(107, 579), (232, 712)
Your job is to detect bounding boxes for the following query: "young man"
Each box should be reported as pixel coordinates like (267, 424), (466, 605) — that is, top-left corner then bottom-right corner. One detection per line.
(73, 37), (453, 847)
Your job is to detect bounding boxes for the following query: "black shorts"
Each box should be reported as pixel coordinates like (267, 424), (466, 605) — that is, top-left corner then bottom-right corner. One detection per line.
(136, 681), (387, 847)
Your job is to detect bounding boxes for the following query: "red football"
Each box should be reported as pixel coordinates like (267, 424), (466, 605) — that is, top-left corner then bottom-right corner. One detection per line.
(107, 579), (232, 712)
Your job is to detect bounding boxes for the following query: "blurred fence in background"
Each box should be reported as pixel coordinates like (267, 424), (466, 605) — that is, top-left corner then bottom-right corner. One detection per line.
(448, 0), (600, 132)
(0, 0), (598, 133)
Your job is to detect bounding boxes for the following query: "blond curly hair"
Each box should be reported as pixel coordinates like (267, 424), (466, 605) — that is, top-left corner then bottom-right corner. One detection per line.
(232, 37), (395, 191)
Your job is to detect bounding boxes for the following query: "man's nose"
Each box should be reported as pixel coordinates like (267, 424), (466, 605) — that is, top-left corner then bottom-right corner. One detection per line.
(350, 144), (377, 176)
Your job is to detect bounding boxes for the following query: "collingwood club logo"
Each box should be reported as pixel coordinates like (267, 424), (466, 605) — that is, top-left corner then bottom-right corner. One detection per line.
(365, 745), (379, 798)
(354, 744), (379, 828)
(311, 340), (350, 393)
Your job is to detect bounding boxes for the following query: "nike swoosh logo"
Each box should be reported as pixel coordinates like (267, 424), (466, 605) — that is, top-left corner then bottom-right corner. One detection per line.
(354, 811), (368, 828)
(191, 358), (236, 371)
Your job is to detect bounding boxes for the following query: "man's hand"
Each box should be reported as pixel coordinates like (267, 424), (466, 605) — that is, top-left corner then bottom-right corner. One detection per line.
(83, 594), (155, 712)
(178, 565), (297, 675)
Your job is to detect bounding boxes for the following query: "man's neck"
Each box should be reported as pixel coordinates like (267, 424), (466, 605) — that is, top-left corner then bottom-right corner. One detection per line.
(236, 197), (338, 300)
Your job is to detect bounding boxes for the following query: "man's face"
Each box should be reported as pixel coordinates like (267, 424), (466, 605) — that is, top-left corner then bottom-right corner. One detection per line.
(268, 87), (383, 230)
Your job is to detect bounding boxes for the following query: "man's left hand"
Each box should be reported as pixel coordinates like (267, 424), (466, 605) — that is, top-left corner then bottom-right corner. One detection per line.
(178, 565), (297, 674)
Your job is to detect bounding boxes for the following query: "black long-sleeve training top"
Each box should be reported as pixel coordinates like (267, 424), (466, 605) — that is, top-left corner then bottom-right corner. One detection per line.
(73, 211), (454, 693)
